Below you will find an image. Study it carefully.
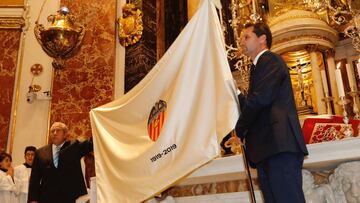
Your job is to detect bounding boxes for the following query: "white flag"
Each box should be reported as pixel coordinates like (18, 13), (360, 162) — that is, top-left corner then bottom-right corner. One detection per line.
(90, 0), (239, 202)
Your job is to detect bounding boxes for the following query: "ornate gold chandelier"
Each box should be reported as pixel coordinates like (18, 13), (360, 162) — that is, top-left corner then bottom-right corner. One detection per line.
(34, 6), (85, 70)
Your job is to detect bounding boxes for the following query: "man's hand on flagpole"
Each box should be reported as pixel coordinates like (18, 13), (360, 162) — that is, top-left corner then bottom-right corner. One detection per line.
(233, 134), (244, 146)
(233, 79), (241, 95)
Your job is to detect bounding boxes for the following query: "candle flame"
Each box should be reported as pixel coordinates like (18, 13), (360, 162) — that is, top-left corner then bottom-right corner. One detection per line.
(336, 62), (341, 69)
(358, 58), (360, 63)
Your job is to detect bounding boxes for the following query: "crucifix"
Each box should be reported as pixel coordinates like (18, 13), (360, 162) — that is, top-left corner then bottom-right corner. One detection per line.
(295, 60), (308, 107)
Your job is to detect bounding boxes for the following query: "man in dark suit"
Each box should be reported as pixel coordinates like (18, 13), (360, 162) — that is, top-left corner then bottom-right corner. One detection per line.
(28, 122), (93, 203)
(235, 22), (308, 203)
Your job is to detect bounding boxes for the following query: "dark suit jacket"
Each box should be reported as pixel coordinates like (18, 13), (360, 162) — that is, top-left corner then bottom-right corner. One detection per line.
(28, 140), (93, 203)
(235, 51), (308, 164)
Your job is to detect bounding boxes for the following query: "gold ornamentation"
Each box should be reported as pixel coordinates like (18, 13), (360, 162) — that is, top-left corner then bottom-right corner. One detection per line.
(344, 14), (360, 52)
(29, 84), (42, 92)
(118, 3), (143, 47)
(34, 7), (85, 70)
(273, 34), (334, 48)
(0, 17), (24, 29)
(224, 131), (242, 155)
(269, 10), (324, 27)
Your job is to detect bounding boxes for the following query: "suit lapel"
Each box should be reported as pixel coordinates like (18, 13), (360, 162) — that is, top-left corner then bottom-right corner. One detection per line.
(40, 145), (55, 168)
(249, 51), (271, 93)
(248, 64), (256, 93)
(57, 141), (71, 168)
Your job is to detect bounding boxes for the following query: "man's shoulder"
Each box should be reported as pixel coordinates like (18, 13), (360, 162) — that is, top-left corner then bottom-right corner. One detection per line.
(259, 51), (287, 67)
(37, 144), (51, 152)
(35, 145), (52, 158)
(260, 51), (281, 61)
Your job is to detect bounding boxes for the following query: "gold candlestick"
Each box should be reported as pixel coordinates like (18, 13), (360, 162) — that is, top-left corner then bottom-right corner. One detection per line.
(347, 91), (360, 120)
(337, 97), (353, 138)
(322, 95), (334, 115)
(347, 91), (360, 137)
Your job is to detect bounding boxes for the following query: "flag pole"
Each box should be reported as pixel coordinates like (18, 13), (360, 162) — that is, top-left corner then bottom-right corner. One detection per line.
(233, 131), (257, 203)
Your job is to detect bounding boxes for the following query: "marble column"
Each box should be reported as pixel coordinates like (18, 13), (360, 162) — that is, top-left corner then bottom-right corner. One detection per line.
(0, 30), (21, 150)
(325, 49), (342, 115)
(307, 45), (327, 114)
(124, 0), (157, 92)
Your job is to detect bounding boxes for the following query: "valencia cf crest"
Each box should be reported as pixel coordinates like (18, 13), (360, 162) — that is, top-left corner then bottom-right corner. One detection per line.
(147, 100), (167, 142)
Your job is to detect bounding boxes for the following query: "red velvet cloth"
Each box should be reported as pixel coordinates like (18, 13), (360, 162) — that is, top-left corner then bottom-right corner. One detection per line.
(302, 115), (360, 144)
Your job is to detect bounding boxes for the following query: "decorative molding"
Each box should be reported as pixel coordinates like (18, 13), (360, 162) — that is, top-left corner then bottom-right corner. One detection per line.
(306, 44), (319, 53)
(275, 35), (333, 47)
(0, 7), (23, 17)
(269, 9), (338, 54)
(0, 17), (24, 29)
(0, 7), (25, 29)
(272, 34), (335, 54)
(269, 10), (324, 27)
(172, 191), (264, 203)
(166, 179), (259, 197)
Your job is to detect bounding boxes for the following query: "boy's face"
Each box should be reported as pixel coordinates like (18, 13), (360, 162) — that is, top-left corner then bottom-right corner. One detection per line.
(25, 150), (35, 166)
(0, 157), (11, 170)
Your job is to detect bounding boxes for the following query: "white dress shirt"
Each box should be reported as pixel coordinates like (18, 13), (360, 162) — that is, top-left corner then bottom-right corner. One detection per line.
(14, 164), (31, 203)
(0, 170), (18, 203)
(52, 142), (65, 158)
(253, 49), (268, 66)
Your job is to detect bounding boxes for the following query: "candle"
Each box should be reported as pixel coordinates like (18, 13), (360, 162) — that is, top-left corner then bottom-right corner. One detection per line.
(252, 0), (256, 14)
(335, 63), (345, 97)
(345, 63), (356, 91)
(320, 69), (329, 95)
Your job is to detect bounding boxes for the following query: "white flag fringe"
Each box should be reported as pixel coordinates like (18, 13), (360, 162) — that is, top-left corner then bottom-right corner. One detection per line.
(90, 1), (239, 202)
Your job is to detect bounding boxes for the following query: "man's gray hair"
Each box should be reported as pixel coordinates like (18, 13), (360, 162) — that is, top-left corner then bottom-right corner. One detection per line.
(50, 122), (68, 134)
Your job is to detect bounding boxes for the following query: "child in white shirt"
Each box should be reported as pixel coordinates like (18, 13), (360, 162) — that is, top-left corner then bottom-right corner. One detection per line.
(0, 152), (18, 203)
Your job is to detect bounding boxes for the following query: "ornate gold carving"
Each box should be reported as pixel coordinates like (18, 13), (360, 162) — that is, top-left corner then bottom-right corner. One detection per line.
(270, 1), (310, 17)
(0, 17), (24, 29)
(118, 3), (143, 47)
(269, 10), (324, 27)
(232, 66), (250, 95)
(273, 34), (333, 48)
(34, 7), (85, 70)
